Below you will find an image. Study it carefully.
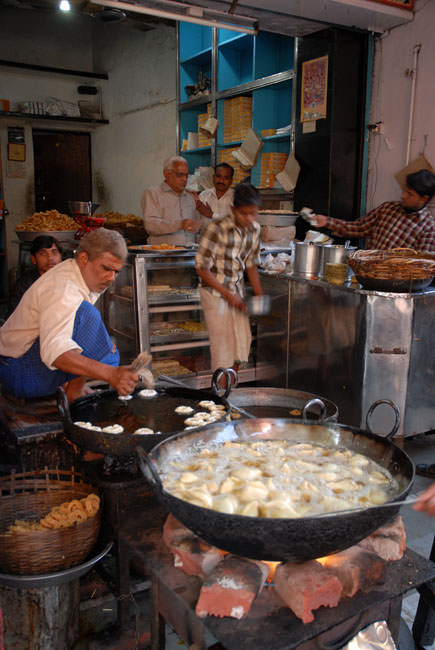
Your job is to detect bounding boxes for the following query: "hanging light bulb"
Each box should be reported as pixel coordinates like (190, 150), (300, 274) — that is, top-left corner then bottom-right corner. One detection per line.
(59, 0), (71, 11)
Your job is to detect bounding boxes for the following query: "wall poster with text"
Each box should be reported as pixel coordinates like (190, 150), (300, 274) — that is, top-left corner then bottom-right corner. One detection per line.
(301, 55), (328, 123)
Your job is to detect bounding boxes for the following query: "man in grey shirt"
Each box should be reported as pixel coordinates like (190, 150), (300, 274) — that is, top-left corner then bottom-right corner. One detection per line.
(141, 156), (200, 246)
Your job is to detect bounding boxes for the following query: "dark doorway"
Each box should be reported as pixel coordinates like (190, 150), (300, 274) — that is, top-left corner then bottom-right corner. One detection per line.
(33, 130), (92, 214)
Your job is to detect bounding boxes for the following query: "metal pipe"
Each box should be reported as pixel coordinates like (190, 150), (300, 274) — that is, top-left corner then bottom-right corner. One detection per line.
(405, 43), (421, 165)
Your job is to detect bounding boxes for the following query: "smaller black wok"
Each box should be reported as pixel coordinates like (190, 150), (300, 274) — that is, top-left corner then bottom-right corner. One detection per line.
(57, 384), (230, 457)
(137, 401), (414, 562)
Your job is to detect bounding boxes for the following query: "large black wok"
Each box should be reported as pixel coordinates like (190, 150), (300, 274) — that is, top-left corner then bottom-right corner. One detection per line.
(137, 405), (414, 562)
(57, 384), (230, 457)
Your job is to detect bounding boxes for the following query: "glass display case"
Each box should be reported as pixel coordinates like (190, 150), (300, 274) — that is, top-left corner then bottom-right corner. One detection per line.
(103, 249), (257, 387)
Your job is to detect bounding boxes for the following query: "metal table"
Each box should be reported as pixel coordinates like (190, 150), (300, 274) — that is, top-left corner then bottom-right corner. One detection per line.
(257, 273), (435, 436)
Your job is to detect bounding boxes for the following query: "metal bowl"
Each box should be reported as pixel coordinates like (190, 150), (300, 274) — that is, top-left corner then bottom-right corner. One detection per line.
(68, 201), (100, 216)
(247, 295), (272, 316)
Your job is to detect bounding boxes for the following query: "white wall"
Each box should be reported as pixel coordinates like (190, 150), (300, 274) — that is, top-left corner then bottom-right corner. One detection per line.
(92, 21), (177, 214)
(0, 7), (176, 274)
(366, 0), (435, 211)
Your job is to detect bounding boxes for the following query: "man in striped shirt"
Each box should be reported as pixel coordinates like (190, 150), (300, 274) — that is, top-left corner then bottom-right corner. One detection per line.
(313, 170), (435, 250)
(196, 183), (263, 376)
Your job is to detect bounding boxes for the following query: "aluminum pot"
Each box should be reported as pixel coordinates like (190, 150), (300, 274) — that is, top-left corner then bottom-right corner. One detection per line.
(320, 244), (357, 277)
(293, 241), (323, 276)
(211, 368), (338, 421)
(137, 402), (414, 562)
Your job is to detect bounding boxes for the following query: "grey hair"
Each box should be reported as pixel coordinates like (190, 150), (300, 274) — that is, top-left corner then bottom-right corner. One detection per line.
(76, 228), (128, 262)
(164, 155), (188, 172)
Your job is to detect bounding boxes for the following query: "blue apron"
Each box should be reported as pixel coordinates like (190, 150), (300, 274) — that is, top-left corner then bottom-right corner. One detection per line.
(0, 300), (119, 398)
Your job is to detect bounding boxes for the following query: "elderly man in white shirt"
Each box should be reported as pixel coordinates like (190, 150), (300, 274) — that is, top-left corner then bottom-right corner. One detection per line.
(141, 156), (200, 246)
(194, 163), (235, 229)
(0, 229), (140, 402)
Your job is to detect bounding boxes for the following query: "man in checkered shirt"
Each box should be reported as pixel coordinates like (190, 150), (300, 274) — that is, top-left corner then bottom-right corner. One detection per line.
(196, 183), (263, 377)
(313, 170), (435, 250)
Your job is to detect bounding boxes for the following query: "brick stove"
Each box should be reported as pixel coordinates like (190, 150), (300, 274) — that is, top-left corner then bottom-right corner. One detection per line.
(119, 495), (435, 650)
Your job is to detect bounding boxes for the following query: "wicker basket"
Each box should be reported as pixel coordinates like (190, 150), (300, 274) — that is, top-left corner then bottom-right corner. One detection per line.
(347, 248), (435, 281)
(0, 468), (101, 575)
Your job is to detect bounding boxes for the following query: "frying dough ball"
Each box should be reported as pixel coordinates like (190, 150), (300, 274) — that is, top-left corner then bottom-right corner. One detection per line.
(198, 400), (216, 409)
(134, 427), (154, 435)
(137, 389), (158, 398)
(74, 421), (93, 429)
(102, 424), (124, 434)
(118, 394), (133, 401)
(175, 405), (194, 415)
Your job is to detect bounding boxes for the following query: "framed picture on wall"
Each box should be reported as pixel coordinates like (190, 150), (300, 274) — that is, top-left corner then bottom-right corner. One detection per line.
(301, 55), (328, 123)
(8, 142), (26, 162)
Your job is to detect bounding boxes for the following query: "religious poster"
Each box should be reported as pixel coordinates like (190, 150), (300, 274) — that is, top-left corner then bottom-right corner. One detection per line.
(301, 55), (328, 123)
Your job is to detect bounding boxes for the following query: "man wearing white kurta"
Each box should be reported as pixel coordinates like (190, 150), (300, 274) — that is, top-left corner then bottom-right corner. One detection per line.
(0, 229), (139, 401)
(195, 163), (234, 230)
(141, 156), (200, 246)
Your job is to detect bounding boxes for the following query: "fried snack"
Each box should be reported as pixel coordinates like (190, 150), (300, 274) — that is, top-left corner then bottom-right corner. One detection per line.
(7, 519), (44, 533)
(96, 211), (142, 226)
(6, 493), (101, 533)
(16, 210), (76, 232)
(81, 493), (100, 518)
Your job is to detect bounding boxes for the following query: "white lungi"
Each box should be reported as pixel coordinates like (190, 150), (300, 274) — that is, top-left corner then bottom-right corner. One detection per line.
(200, 287), (251, 370)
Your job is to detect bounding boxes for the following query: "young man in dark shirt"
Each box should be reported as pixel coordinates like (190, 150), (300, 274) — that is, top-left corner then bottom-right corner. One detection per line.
(7, 235), (62, 316)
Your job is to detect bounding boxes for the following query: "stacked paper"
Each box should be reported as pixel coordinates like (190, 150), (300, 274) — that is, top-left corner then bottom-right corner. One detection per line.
(198, 105), (212, 148)
(232, 129), (262, 169)
(223, 96), (252, 144)
(218, 148), (248, 184)
(259, 152), (288, 188)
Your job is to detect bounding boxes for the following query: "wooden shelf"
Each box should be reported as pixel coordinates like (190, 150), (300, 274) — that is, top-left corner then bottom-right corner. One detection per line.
(0, 59), (108, 80)
(0, 111), (109, 125)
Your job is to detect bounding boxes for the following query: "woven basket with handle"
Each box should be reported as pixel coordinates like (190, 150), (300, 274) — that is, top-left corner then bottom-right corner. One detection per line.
(0, 468), (101, 575)
(347, 248), (435, 280)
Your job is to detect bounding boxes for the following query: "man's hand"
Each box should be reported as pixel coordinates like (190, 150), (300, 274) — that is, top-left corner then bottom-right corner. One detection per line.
(413, 483), (435, 516)
(181, 218), (200, 233)
(311, 214), (328, 228)
(225, 291), (247, 311)
(108, 366), (140, 395)
(196, 200), (213, 219)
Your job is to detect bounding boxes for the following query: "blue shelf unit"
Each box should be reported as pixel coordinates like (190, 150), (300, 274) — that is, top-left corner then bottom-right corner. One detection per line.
(253, 32), (294, 79)
(179, 23), (212, 104)
(179, 104), (212, 172)
(178, 23), (296, 183)
(252, 80), (292, 137)
(217, 32), (254, 91)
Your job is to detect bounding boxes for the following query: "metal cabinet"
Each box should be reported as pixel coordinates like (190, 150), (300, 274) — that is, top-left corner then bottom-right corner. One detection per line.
(257, 273), (435, 436)
(103, 249), (257, 387)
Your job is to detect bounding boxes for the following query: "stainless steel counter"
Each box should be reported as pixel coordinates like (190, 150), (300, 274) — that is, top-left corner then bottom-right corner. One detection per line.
(257, 272), (435, 436)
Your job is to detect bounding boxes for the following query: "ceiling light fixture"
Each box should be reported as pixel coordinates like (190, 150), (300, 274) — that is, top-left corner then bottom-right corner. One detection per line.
(91, 0), (258, 34)
(59, 0), (71, 10)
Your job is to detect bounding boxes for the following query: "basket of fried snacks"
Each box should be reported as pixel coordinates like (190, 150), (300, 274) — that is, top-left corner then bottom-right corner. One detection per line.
(0, 468), (101, 575)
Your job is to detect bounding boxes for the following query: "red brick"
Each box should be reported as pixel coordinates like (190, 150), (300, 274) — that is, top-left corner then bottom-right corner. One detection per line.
(274, 561), (342, 624)
(195, 555), (269, 619)
(321, 546), (386, 597)
(169, 536), (224, 579)
(358, 515), (406, 561)
(162, 514), (196, 548)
